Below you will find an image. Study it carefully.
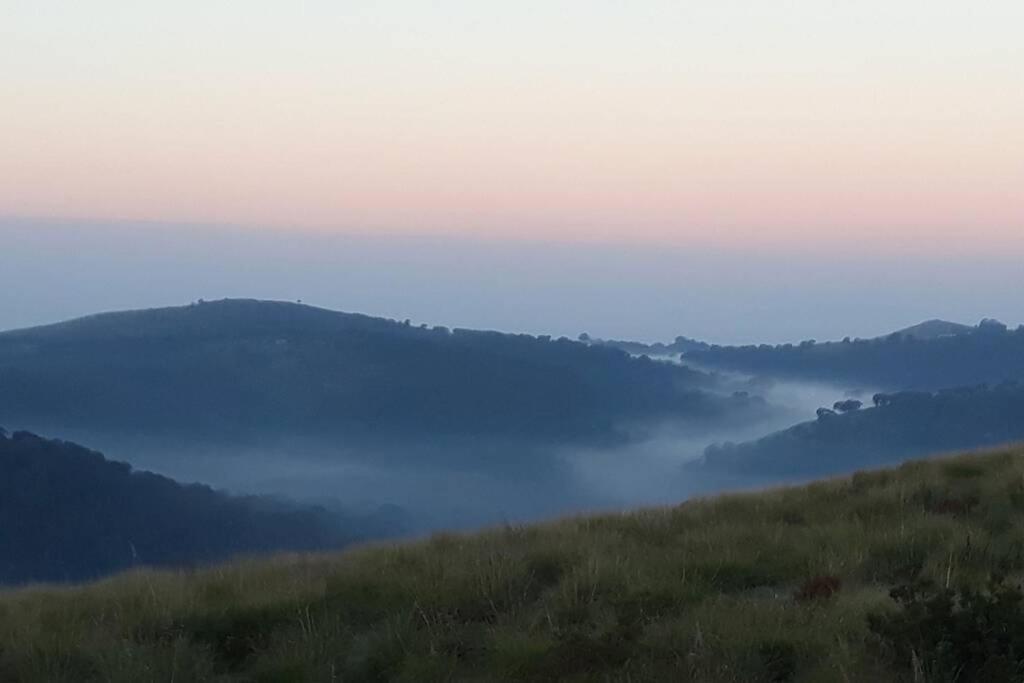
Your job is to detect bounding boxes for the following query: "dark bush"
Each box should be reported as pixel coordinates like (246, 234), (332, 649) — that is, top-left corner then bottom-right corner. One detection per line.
(794, 576), (841, 602)
(868, 578), (1024, 682)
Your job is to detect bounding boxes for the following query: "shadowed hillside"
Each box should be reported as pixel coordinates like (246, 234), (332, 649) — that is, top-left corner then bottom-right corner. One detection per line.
(697, 381), (1024, 478)
(0, 429), (402, 585)
(0, 299), (762, 443)
(4, 447), (1024, 680)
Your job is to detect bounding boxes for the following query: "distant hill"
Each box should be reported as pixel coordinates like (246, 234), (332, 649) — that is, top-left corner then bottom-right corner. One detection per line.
(686, 318), (1024, 390)
(583, 320), (971, 360)
(697, 381), (1024, 478)
(4, 447), (1024, 680)
(885, 318), (972, 340)
(580, 332), (710, 357)
(0, 429), (401, 584)
(0, 299), (760, 443)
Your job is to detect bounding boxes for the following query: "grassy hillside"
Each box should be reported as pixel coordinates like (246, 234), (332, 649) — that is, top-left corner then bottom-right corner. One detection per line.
(0, 299), (758, 443)
(5, 447), (1024, 681)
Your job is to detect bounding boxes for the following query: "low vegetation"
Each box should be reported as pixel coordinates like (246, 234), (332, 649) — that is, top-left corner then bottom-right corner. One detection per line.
(4, 446), (1024, 681)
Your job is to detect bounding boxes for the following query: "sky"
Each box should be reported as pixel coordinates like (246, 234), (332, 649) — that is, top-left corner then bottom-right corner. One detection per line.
(3, 1), (1022, 250)
(1, 217), (1021, 345)
(1, 3), (1022, 340)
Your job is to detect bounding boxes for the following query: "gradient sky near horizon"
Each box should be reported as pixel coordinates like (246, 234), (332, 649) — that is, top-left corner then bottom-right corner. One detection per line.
(3, 1), (1023, 253)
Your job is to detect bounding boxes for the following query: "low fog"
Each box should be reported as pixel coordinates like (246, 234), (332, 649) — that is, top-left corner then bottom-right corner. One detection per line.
(558, 372), (880, 508)
(32, 370), (875, 537)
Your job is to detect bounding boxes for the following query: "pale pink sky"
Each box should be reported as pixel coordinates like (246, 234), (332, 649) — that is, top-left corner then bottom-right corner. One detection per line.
(2, 1), (1022, 253)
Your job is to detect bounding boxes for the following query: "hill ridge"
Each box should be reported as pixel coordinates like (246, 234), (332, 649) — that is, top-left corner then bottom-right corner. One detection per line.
(0, 299), (758, 442)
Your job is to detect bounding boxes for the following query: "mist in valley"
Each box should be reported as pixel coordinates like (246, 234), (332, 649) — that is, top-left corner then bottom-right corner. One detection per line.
(31, 368), (872, 538)
(558, 371), (879, 507)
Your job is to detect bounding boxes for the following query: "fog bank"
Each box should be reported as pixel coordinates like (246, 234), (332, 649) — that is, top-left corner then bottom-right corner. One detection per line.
(22, 373), (866, 535)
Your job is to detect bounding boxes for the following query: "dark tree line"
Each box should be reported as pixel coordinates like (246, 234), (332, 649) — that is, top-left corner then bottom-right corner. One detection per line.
(579, 333), (710, 357)
(686, 320), (1024, 390)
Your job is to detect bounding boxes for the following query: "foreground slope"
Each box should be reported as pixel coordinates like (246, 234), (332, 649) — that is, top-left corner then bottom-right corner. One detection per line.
(0, 299), (756, 443)
(5, 447), (1024, 681)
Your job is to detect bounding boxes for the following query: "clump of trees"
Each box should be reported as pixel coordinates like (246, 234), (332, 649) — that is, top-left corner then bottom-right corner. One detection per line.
(814, 399), (862, 420)
(833, 399), (863, 413)
(579, 333), (711, 356)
